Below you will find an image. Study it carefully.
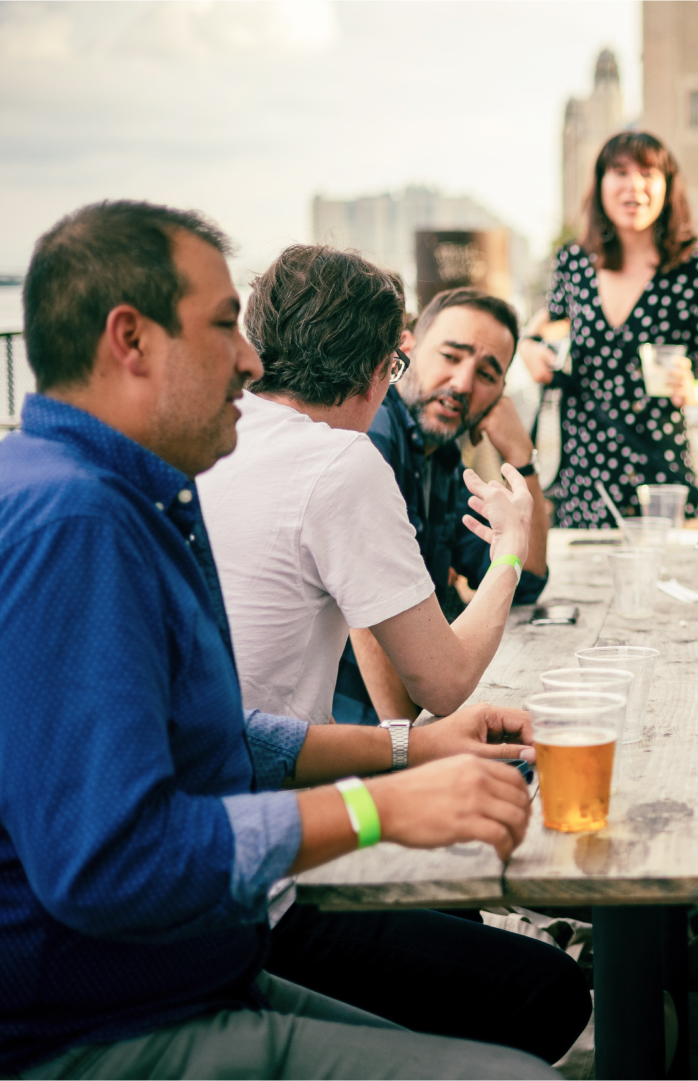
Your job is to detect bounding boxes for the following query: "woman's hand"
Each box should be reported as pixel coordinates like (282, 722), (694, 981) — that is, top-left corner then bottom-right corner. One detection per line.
(519, 339), (556, 385)
(665, 356), (696, 407)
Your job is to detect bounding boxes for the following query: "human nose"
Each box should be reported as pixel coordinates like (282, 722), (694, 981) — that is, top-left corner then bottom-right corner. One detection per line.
(236, 332), (264, 383)
(449, 361), (475, 395)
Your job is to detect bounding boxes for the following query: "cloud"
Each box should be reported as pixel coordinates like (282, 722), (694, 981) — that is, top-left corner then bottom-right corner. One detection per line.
(0, 3), (73, 59)
(116, 1), (338, 61)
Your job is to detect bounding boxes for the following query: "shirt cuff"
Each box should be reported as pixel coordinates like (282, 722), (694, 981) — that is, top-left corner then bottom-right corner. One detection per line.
(222, 790), (302, 923)
(243, 709), (309, 790)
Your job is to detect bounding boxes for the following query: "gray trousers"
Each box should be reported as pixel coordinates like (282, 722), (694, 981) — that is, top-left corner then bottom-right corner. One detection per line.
(21, 972), (559, 1080)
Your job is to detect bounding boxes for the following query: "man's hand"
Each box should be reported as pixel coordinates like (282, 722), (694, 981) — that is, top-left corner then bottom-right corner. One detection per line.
(471, 397), (534, 469)
(368, 755), (530, 861)
(409, 702), (534, 765)
(462, 465), (532, 566)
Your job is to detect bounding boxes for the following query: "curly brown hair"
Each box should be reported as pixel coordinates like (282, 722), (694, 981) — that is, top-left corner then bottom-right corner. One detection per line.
(580, 131), (696, 271)
(246, 245), (405, 407)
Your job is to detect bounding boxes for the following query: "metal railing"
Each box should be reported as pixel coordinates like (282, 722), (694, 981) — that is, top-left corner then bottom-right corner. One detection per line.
(1, 332), (34, 431)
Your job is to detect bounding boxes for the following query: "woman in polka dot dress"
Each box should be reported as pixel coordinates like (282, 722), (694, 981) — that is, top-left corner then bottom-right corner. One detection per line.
(520, 132), (698, 526)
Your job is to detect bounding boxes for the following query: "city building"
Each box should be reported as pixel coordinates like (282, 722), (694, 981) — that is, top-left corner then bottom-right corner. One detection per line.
(312, 186), (530, 313)
(643, 0), (698, 223)
(562, 49), (624, 233)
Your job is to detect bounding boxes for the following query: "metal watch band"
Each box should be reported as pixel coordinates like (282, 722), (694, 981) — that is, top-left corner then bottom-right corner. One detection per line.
(379, 719), (411, 770)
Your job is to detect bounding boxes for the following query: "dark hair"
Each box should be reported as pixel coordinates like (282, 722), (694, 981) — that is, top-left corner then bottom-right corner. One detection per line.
(580, 131), (696, 271)
(246, 245), (405, 406)
(415, 287), (519, 355)
(24, 199), (232, 392)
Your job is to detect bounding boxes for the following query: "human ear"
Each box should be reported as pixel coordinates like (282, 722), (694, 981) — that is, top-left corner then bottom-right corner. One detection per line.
(103, 305), (151, 377)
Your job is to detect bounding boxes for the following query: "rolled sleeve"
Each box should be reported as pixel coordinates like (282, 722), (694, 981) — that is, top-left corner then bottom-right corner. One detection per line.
(223, 790), (302, 922)
(243, 709), (309, 790)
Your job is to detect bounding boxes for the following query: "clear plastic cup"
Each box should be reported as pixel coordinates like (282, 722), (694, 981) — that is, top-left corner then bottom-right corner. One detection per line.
(526, 691), (625, 832)
(607, 547), (663, 618)
(621, 517), (672, 549)
(637, 484), (688, 530)
(540, 667), (633, 704)
(638, 343), (688, 397)
(575, 646), (659, 743)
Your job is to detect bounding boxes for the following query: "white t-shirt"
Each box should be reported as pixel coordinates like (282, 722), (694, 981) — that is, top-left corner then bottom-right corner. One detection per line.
(198, 391), (434, 724)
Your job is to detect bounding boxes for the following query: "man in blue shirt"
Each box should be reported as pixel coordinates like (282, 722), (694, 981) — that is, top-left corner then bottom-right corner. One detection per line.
(0, 201), (587, 1079)
(334, 289), (550, 725)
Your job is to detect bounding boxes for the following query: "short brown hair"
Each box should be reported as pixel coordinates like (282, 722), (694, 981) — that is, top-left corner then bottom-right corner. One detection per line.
(24, 200), (231, 392)
(580, 131), (696, 271)
(246, 245), (405, 407)
(415, 287), (518, 354)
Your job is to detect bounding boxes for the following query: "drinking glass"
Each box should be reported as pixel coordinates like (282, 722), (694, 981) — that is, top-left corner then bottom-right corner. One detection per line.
(575, 646), (659, 743)
(637, 484), (688, 530)
(607, 548), (662, 618)
(527, 691), (625, 832)
(621, 517), (672, 549)
(638, 343), (688, 397)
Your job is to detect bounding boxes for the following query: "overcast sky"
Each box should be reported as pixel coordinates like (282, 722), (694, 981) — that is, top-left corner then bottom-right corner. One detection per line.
(0, 0), (641, 275)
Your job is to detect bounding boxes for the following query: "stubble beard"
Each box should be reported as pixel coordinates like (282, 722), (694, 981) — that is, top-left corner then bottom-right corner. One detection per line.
(399, 368), (487, 449)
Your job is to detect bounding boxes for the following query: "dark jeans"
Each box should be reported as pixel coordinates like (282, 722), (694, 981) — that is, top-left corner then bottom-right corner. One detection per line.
(268, 904), (591, 1066)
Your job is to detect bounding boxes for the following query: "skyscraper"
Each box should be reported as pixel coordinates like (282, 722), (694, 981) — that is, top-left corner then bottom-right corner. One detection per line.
(562, 50), (624, 232)
(643, 1), (698, 222)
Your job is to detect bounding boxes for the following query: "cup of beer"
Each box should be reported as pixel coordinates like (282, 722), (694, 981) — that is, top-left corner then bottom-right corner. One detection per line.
(526, 691), (626, 832)
(539, 667), (632, 738)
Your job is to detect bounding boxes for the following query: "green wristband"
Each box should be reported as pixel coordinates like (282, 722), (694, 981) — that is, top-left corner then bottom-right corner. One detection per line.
(489, 554), (522, 582)
(335, 777), (381, 849)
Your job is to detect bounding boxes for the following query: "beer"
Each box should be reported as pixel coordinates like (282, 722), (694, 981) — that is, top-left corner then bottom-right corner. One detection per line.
(535, 727), (616, 832)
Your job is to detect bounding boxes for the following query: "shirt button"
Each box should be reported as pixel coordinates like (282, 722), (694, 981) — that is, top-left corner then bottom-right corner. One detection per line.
(189, 534), (196, 542)
(155, 502), (164, 511)
(178, 489), (193, 504)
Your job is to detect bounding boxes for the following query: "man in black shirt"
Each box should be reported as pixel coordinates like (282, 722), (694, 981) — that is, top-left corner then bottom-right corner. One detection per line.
(334, 288), (549, 725)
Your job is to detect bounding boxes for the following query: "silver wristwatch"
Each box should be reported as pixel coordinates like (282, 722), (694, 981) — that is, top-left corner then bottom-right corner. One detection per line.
(379, 719), (411, 770)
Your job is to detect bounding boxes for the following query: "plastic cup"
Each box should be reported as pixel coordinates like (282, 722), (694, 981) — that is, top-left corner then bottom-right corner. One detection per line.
(527, 691), (625, 832)
(638, 343), (687, 397)
(621, 517), (672, 549)
(607, 547), (662, 618)
(637, 484), (688, 530)
(540, 667), (633, 715)
(576, 646), (659, 743)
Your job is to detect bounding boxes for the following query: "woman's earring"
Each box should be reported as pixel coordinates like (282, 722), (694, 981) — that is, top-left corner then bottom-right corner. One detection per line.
(601, 221), (616, 244)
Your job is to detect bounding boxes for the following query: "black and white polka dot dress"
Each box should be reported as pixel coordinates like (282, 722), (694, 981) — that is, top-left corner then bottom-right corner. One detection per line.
(547, 243), (698, 526)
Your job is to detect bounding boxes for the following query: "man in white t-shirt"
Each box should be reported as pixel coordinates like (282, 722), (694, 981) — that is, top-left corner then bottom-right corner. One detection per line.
(199, 247), (533, 727)
(197, 244), (591, 1066)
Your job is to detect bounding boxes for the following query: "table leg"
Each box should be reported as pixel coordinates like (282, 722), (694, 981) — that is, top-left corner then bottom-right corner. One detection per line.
(593, 906), (665, 1080)
(662, 907), (689, 1080)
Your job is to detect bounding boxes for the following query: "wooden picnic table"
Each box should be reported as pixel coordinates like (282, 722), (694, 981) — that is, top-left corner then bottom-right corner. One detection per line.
(297, 528), (698, 1079)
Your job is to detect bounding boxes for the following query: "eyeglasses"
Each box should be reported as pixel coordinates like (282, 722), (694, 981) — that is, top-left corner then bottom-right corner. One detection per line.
(389, 347), (411, 384)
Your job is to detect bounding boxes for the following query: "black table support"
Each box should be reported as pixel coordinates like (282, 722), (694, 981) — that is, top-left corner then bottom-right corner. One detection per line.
(593, 906), (665, 1080)
(593, 906), (689, 1081)
(662, 907), (689, 1080)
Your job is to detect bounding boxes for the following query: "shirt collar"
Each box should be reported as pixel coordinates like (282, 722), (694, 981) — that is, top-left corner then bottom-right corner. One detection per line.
(21, 393), (194, 512)
(388, 385), (462, 471)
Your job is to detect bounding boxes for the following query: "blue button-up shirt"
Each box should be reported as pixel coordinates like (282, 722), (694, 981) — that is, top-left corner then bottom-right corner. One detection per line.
(0, 395), (308, 1072)
(333, 386), (548, 724)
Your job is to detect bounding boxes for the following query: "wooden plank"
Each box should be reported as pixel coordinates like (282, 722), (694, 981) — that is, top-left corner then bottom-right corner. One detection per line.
(297, 531), (698, 910)
(505, 536), (698, 905)
(296, 839), (505, 910)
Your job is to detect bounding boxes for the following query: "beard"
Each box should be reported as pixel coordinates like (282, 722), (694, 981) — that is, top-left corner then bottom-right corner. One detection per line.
(399, 367), (491, 448)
